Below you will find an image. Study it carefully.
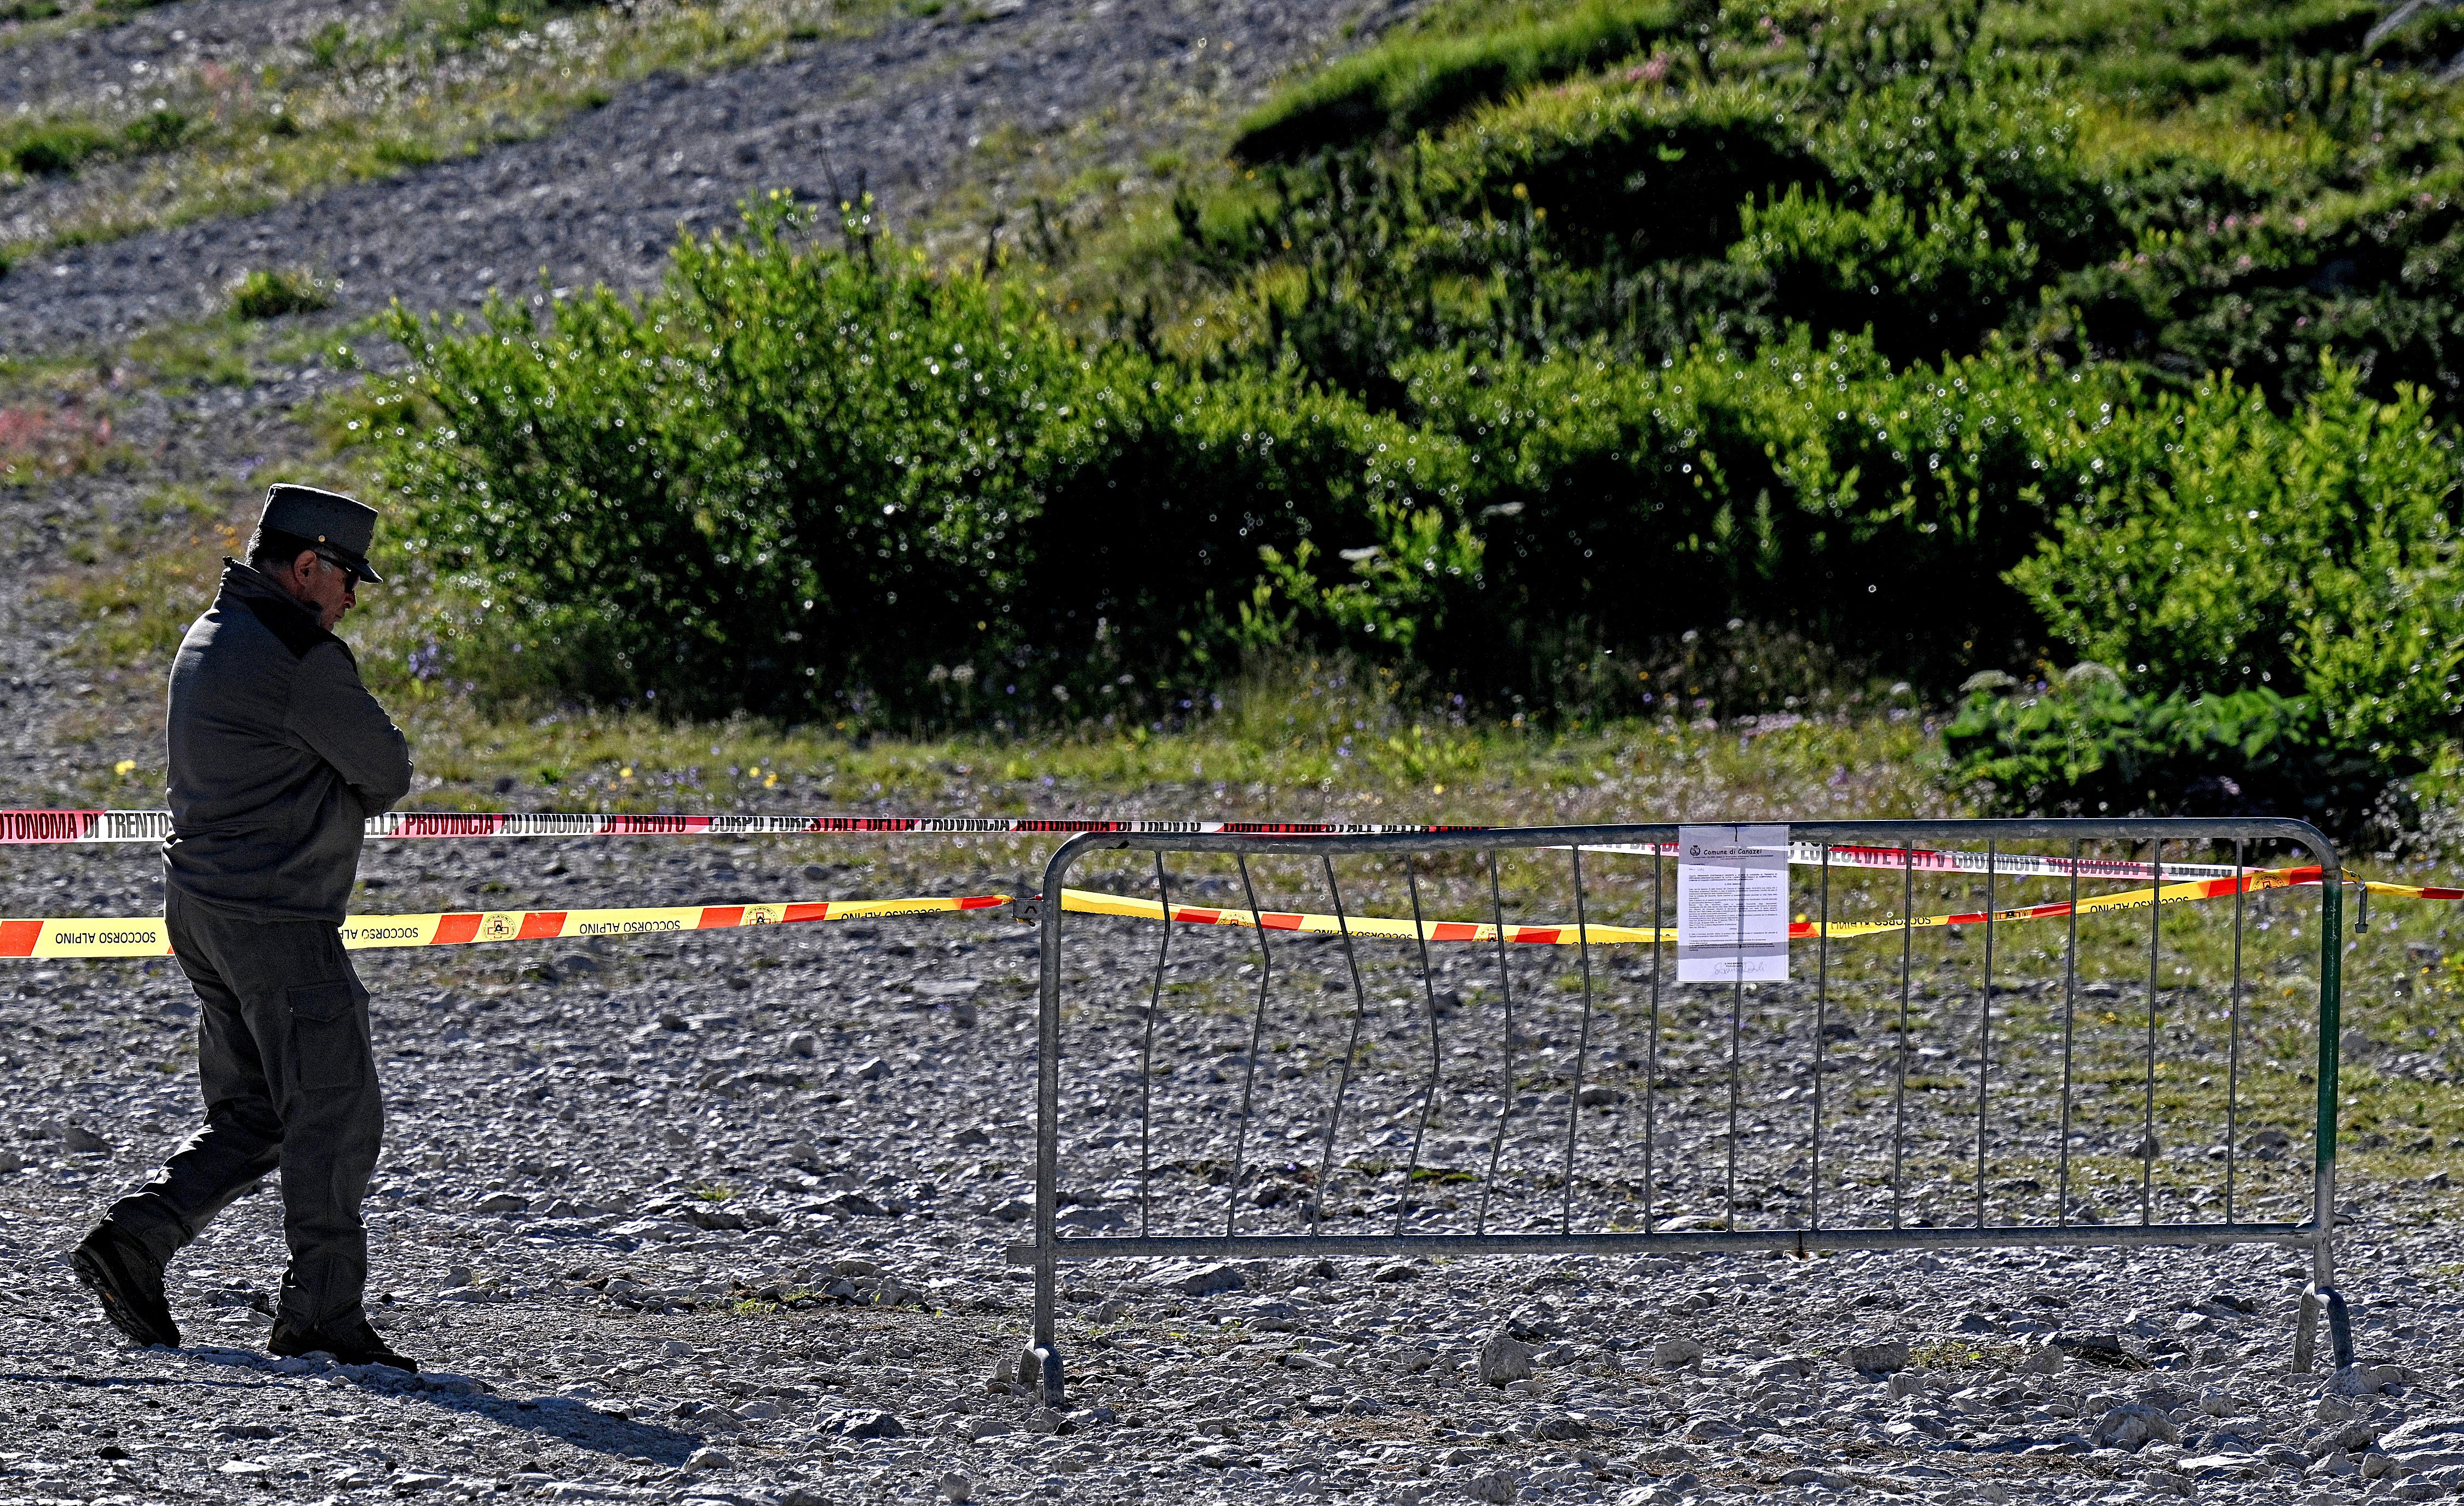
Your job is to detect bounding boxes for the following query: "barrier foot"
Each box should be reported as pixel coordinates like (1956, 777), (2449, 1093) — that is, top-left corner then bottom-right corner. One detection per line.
(2296, 1285), (2319, 1372)
(2298, 1284), (2359, 1373)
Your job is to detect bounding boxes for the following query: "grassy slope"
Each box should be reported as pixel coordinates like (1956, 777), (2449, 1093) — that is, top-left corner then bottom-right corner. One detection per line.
(0, 0), (888, 265)
(1060, 0), (2457, 363)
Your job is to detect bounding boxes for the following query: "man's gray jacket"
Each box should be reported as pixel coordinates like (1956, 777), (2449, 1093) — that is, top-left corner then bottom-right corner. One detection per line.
(164, 560), (412, 923)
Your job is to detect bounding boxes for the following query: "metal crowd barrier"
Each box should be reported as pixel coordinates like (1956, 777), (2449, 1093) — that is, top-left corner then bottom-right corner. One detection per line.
(1011, 819), (2351, 1405)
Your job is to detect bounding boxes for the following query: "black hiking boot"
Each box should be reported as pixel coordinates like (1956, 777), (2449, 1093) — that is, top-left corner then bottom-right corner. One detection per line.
(70, 1225), (180, 1349)
(268, 1314), (418, 1372)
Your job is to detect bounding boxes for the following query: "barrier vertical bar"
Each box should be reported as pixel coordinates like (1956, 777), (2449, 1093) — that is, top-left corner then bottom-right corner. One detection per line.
(1478, 854), (1514, 1235)
(1395, 859), (1443, 1237)
(1727, 834), (1745, 1231)
(1312, 856), (1372, 1227)
(1226, 855), (1274, 1238)
(1892, 847), (1913, 1229)
(1976, 841), (1995, 1229)
(1644, 853), (1663, 1234)
(2057, 841), (2081, 1222)
(2300, 833), (2351, 1370)
(1139, 854), (1171, 1237)
(1811, 846), (1830, 1231)
(1032, 834), (1068, 1405)
(2142, 840), (2162, 1227)
(1564, 846), (1597, 1234)
(2225, 841), (2246, 1225)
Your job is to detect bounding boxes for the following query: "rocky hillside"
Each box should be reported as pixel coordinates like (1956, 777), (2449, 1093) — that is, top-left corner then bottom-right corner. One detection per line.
(0, 0), (1415, 348)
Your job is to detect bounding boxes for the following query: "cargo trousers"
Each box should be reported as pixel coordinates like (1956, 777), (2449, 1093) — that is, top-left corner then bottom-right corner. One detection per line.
(101, 889), (383, 1330)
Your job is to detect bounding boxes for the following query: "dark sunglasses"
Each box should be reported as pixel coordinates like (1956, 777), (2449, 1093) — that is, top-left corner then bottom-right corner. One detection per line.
(314, 550), (367, 587)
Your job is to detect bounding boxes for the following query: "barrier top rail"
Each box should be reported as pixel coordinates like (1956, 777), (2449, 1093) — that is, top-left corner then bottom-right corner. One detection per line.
(1032, 817), (2339, 866)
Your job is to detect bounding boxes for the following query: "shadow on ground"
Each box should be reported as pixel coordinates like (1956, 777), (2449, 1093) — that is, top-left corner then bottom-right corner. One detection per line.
(3, 1346), (708, 1465)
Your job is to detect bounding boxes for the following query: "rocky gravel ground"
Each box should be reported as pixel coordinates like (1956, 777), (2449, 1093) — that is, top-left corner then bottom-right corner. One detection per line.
(0, 0), (1412, 351)
(0, 815), (2456, 1505)
(0, 439), (2456, 1505)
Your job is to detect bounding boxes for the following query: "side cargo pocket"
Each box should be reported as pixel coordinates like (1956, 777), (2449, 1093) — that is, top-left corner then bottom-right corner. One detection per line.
(285, 981), (367, 1092)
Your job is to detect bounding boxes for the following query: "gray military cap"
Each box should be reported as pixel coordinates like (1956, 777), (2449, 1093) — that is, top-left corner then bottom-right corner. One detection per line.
(257, 484), (383, 583)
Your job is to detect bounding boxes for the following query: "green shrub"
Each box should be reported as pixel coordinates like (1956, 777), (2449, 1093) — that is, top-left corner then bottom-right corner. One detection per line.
(372, 198), (1479, 722)
(1231, 0), (1678, 162)
(1021, 362), (1483, 699)
(379, 202), (1082, 718)
(2046, 166), (2464, 416)
(1419, 77), (1818, 264)
(1396, 329), (2103, 689)
(1171, 82), (1828, 396)
(2008, 360), (2464, 760)
(1808, 70), (2105, 264)
(229, 268), (333, 319)
(1728, 186), (2040, 360)
(357, 0), (2464, 782)
(1183, 68), (2112, 388)
(1944, 672), (2400, 829)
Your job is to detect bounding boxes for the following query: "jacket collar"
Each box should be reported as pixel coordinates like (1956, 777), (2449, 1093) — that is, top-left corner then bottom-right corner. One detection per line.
(220, 557), (309, 610)
(218, 558), (337, 659)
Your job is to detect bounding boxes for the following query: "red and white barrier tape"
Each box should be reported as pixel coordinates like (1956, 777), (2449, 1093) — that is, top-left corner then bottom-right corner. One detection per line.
(1586, 841), (2250, 883)
(0, 810), (1478, 845)
(0, 893), (1008, 959)
(0, 809), (2271, 884)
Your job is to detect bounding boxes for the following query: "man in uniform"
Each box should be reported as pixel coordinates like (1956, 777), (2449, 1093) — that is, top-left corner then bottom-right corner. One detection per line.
(71, 484), (417, 1370)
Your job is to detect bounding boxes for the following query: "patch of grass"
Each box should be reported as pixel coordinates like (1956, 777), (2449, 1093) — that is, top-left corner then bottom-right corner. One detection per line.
(1230, 0), (1678, 162)
(694, 1183), (736, 1202)
(121, 109), (191, 154)
(369, 137), (443, 171)
(306, 20), (352, 70)
(228, 268), (334, 320)
(123, 322), (255, 390)
(5, 120), (112, 176)
(1903, 1338), (2006, 1371)
(54, 515), (238, 670)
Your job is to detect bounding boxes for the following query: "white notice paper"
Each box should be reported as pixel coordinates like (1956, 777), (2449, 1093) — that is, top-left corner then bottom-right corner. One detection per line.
(1676, 824), (1790, 983)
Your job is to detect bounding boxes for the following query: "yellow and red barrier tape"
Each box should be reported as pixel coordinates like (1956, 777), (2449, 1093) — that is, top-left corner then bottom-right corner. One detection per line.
(8, 861), (2455, 962)
(1059, 864), (2459, 944)
(0, 894), (1007, 959)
